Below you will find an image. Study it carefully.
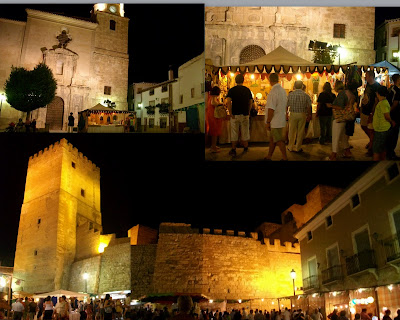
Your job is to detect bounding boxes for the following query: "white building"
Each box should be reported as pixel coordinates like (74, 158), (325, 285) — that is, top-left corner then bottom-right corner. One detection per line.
(376, 18), (400, 68)
(133, 52), (205, 133)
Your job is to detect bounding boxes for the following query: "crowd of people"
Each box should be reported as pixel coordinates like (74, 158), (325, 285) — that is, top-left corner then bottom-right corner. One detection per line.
(8, 296), (400, 320)
(205, 71), (400, 161)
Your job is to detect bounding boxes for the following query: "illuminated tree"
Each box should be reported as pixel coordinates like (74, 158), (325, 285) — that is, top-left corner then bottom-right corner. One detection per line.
(4, 63), (57, 120)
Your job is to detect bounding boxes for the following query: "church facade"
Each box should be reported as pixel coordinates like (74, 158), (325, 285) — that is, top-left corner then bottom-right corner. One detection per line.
(205, 7), (376, 67)
(0, 4), (129, 130)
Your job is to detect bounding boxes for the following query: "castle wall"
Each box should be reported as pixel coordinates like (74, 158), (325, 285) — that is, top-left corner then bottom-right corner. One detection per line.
(68, 255), (101, 294)
(75, 222), (102, 261)
(131, 244), (158, 299)
(98, 239), (131, 293)
(147, 223), (302, 301)
(128, 225), (158, 246)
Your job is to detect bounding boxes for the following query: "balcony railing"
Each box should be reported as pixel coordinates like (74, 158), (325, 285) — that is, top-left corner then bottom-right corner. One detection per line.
(383, 233), (400, 262)
(321, 265), (343, 284)
(345, 250), (376, 276)
(303, 275), (319, 291)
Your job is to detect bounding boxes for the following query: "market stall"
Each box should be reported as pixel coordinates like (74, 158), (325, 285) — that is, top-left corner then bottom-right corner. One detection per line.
(209, 46), (388, 144)
(78, 104), (134, 133)
(33, 289), (89, 300)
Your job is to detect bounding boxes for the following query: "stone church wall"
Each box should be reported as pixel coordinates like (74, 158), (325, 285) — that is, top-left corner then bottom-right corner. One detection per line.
(206, 7), (376, 66)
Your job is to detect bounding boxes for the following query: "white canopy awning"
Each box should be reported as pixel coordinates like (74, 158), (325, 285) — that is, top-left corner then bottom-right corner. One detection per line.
(33, 290), (89, 299)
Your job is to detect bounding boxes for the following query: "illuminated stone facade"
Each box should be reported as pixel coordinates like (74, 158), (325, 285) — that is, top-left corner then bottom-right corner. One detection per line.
(13, 139), (102, 293)
(205, 7), (376, 67)
(14, 140), (304, 302)
(0, 4), (129, 130)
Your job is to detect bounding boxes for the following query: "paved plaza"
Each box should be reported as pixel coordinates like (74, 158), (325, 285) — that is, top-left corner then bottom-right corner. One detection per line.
(205, 123), (400, 161)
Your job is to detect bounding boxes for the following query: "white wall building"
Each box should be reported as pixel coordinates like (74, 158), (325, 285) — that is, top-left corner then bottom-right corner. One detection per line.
(134, 52), (205, 133)
(376, 18), (400, 68)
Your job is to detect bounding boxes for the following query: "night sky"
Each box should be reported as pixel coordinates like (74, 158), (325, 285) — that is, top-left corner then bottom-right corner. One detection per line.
(0, 3), (204, 84)
(0, 133), (375, 267)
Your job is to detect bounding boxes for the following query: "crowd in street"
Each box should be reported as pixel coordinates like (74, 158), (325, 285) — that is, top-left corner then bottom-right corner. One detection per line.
(7, 296), (400, 320)
(206, 71), (400, 161)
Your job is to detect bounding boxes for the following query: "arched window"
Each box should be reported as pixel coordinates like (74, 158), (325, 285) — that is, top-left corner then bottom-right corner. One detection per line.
(110, 20), (116, 31)
(239, 45), (266, 64)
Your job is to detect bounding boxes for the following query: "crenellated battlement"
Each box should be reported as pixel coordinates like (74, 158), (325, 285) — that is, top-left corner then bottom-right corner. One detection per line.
(28, 139), (99, 172)
(265, 237), (300, 253)
(158, 223), (299, 254)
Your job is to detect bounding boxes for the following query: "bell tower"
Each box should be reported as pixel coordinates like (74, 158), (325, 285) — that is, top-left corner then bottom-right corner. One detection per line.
(90, 3), (129, 110)
(13, 139), (101, 293)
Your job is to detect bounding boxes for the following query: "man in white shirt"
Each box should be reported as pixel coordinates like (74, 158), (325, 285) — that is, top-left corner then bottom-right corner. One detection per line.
(283, 308), (291, 320)
(12, 299), (25, 320)
(264, 73), (288, 161)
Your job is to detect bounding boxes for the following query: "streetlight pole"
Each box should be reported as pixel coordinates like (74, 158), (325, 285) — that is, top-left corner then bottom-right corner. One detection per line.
(290, 269), (296, 310)
(83, 273), (88, 293)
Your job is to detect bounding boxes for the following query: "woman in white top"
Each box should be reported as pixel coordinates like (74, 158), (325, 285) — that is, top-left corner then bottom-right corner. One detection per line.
(43, 296), (54, 320)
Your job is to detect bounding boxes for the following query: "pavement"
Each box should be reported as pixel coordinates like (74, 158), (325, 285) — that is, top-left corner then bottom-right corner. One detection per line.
(205, 123), (400, 161)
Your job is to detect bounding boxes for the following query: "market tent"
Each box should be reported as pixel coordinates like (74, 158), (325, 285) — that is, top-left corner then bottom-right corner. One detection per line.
(79, 104), (132, 114)
(33, 290), (89, 299)
(212, 45), (386, 75)
(140, 293), (210, 304)
(369, 60), (400, 75)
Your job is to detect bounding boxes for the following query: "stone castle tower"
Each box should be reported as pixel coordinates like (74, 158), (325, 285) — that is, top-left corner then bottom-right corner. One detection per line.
(13, 139), (101, 293)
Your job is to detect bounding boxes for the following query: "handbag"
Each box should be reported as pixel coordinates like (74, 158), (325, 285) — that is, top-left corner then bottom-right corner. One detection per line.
(214, 104), (227, 119)
(335, 102), (357, 122)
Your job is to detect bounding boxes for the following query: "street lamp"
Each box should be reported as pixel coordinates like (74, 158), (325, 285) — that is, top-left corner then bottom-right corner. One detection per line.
(290, 269), (296, 296)
(83, 273), (89, 293)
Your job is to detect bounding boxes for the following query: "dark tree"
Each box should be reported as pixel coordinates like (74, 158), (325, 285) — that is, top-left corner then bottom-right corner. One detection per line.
(4, 63), (57, 120)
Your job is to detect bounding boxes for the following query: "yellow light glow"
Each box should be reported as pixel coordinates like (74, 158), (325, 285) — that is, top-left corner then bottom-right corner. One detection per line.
(238, 299), (242, 303)
(209, 300), (213, 303)
(98, 242), (108, 253)
(83, 273), (89, 280)
(0, 277), (6, 287)
(388, 285), (393, 291)
(261, 299), (264, 302)
(95, 3), (107, 11)
(250, 74), (255, 80)
(296, 74), (302, 81)
(230, 72), (235, 78)
(350, 308), (356, 314)
(272, 301), (274, 305)
(394, 52), (399, 58)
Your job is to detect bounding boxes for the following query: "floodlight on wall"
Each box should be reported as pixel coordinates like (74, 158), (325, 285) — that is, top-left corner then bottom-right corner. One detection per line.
(83, 273), (89, 280)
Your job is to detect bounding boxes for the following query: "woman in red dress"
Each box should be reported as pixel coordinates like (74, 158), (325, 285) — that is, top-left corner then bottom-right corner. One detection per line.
(206, 86), (224, 152)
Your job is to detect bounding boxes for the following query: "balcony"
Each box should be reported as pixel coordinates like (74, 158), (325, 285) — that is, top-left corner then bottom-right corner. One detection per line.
(383, 233), (400, 262)
(303, 275), (319, 291)
(345, 250), (376, 276)
(321, 265), (343, 284)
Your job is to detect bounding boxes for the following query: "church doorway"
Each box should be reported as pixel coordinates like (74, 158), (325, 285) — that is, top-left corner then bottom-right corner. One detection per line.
(46, 96), (64, 131)
(239, 45), (266, 64)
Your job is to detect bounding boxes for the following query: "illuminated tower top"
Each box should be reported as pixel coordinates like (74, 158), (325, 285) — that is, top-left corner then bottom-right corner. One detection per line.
(93, 3), (125, 17)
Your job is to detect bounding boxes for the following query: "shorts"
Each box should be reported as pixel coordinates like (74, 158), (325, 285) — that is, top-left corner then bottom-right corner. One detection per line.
(230, 115), (250, 142)
(270, 127), (285, 143)
(373, 130), (389, 154)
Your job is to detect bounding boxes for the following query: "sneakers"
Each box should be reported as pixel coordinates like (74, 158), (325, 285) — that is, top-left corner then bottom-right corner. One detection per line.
(229, 149), (237, 157)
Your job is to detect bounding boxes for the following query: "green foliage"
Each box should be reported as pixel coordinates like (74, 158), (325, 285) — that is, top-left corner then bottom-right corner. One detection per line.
(4, 63), (57, 115)
(310, 42), (338, 64)
(156, 103), (170, 114)
(145, 105), (155, 115)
